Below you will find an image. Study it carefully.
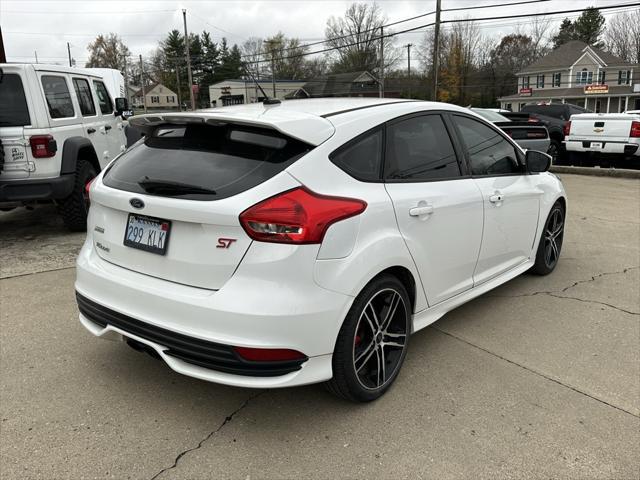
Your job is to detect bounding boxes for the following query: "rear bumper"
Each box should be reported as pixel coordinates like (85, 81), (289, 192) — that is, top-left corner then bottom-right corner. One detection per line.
(565, 140), (640, 156)
(75, 236), (354, 388)
(0, 174), (74, 202)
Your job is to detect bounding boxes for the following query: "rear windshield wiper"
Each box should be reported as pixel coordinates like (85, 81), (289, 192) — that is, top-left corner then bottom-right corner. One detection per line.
(138, 177), (217, 196)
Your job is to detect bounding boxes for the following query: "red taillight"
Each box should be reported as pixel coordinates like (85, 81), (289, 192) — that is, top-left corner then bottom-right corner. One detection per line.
(239, 187), (367, 244)
(29, 135), (57, 158)
(630, 121), (640, 138)
(563, 121), (571, 136)
(85, 177), (96, 196)
(233, 346), (306, 362)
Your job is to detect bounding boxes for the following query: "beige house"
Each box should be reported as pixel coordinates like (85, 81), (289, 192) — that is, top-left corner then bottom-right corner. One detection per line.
(132, 83), (179, 110)
(499, 41), (640, 113)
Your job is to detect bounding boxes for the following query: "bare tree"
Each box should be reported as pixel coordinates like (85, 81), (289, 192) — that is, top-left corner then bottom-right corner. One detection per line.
(241, 37), (265, 79)
(325, 2), (399, 74)
(605, 9), (640, 64)
(85, 33), (130, 70)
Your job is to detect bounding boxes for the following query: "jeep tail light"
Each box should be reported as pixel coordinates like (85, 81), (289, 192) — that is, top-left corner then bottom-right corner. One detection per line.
(563, 121), (571, 136)
(85, 177), (96, 196)
(630, 121), (640, 138)
(233, 346), (306, 362)
(239, 187), (367, 244)
(29, 135), (57, 158)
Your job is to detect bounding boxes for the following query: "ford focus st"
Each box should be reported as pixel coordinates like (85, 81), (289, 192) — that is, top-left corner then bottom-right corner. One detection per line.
(75, 98), (566, 402)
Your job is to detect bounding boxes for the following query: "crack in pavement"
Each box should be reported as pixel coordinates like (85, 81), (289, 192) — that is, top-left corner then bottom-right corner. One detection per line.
(431, 326), (640, 419)
(545, 292), (639, 316)
(486, 266), (640, 315)
(149, 390), (266, 480)
(0, 265), (76, 280)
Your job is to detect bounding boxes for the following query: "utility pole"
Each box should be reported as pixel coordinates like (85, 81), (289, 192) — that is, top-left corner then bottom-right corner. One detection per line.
(432, 0), (442, 101)
(139, 54), (148, 113)
(379, 26), (384, 98)
(67, 42), (72, 67)
(406, 43), (413, 98)
(175, 65), (182, 111)
(182, 9), (196, 110)
(271, 53), (276, 98)
(123, 56), (130, 103)
(35, 51), (39, 64)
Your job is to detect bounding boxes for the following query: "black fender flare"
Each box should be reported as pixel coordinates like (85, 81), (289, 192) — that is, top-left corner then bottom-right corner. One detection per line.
(60, 137), (98, 175)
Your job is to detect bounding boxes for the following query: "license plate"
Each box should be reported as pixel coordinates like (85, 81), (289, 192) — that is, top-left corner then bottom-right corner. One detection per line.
(589, 142), (602, 149)
(123, 214), (171, 255)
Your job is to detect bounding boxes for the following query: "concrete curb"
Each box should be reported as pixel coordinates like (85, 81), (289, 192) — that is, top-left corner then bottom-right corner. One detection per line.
(550, 165), (640, 179)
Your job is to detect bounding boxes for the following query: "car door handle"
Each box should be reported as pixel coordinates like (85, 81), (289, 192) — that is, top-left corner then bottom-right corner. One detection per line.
(104, 125), (112, 131)
(409, 205), (434, 216)
(87, 128), (96, 134)
(489, 193), (504, 203)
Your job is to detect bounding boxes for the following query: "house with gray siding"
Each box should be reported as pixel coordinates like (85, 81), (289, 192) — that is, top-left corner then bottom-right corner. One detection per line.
(499, 41), (640, 113)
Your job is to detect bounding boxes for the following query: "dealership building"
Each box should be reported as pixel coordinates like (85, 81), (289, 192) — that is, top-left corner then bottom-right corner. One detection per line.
(498, 40), (640, 113)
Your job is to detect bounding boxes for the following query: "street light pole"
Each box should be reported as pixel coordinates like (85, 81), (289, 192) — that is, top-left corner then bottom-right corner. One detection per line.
(182, 9), (196, 110)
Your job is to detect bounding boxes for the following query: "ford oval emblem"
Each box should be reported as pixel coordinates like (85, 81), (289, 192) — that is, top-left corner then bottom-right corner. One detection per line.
(130, 198), (145, 209)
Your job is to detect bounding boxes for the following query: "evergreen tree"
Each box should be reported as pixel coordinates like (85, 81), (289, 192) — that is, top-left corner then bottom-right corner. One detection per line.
(574, 7), (606, 47)
(552, 19), (576, 48)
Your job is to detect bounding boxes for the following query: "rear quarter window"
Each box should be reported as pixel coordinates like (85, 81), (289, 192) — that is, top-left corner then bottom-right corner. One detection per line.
(0, 73), (31, 127)
(103, 123), (313, 200)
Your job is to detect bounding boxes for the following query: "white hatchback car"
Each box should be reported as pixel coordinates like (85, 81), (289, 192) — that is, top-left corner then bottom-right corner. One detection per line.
(76, 98), (566, 402)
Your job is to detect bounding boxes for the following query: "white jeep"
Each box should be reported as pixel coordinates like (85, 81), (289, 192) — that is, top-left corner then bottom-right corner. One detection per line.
(0, 64), (128, 231)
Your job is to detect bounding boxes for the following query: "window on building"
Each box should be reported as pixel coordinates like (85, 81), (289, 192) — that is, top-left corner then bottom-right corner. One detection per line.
(385, 115), (461, 181)
(151, 96), (160, 103)
(595, 100), (601, 113)
(167, 96), (175, 103)
(41, 75), (75, 119)
(618, 70), (631, 85)
(536, 74), (545, 88)
(521, 76), (530, 88)
(553, 72), (561, 87)
(92, 80), (114, 115)
(72, 78), (96, 116)
(576, 69), (593, 85)
(597, 71), (606, 85)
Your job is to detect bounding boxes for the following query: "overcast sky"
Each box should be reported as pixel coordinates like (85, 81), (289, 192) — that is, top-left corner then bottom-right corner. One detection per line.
(0, 0), (634, 67)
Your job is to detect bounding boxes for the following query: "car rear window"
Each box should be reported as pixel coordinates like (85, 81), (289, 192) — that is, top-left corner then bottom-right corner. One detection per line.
(0, 73), (31, 127)
(103, 122), (313, 200)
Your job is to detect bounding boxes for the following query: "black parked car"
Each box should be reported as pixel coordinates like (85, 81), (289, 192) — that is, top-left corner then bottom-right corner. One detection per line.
(520, 103), (592, 163)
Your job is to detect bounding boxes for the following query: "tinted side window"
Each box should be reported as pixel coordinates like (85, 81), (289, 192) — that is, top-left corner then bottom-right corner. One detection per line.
(0, 73), (31, 126)
(41, 75), (74, 119)
(93, 80), (113, 115)
(385, 115), (460, 181)
(453, 115), (521, 176)
(330, 129), (382, 181)
(73, 78), (96, 116)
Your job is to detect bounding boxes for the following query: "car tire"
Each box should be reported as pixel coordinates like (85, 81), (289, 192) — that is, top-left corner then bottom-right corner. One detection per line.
(530, 201), (565, 275)
(325, 274), (411, 402)
(548, 139), (562, 165)
(58, 159), (96, 232)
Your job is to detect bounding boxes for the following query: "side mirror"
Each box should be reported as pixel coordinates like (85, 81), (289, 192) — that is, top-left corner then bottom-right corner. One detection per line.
(525, 150), (552, 172)
(115, 97), (133, 120)
(115, 97), (129, 111)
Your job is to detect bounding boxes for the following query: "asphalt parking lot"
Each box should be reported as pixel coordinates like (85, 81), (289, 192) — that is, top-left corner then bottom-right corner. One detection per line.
(1, 173), (638, 479)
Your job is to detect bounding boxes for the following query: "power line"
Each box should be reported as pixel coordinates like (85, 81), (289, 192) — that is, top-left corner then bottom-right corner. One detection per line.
(442, 0), (552, 12)
(238, 1), (640, 66)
